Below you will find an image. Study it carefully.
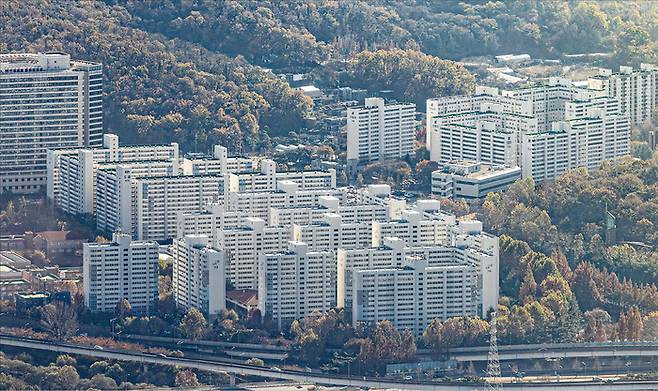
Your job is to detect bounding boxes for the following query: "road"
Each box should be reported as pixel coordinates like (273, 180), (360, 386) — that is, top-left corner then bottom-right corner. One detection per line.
(3, 334), (658, 390)
(444, 341), (658, 362)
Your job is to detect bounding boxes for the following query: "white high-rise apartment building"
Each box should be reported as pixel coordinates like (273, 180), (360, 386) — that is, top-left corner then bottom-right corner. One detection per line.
(426, 79), (630, 181)
(168, 175), (499, 331)
(259, 241), (336, 329)
(47, 133), (179, 215)
(95, 160), (179, 234)
(83, 232), (159, 314)
(293, 213), (375, 251)
(176, 203), (245, 243)
(217, 218), (290, 290)
(172, 235), (225, 317)
(134, 175), (230, 241)
(352, 258), (479, 336)
(225, 180), (346, 221)
(347, 97), (416, 172)
(269, 195), (389, 226)
(1, 52), (102, 194)
(588, 64), (657, 126)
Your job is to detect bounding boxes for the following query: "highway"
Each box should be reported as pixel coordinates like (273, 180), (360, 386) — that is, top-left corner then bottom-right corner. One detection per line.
(3, 334), (658, 390)
(445, 342), (658, 362)
(125, 333), (658, 366)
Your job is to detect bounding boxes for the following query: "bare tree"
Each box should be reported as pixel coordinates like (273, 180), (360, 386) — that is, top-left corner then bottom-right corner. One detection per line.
(40, 302), (78, 340)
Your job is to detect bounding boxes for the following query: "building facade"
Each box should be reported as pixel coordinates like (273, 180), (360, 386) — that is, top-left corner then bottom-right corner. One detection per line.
(426, 78), (631, 182)
(1, 52), (102, 194)
(47, 134), (179, 215)
(431, 161), (521, 202)
(258, 241), (336, 329)
(347, 97), (416, 172)
(588, 64), (657, 126)
(172, 235), (225, 317)
(83, 232), (159, 314)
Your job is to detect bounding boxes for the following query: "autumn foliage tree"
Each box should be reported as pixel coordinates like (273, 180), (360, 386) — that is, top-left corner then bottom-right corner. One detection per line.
(178, 308), (207, 340)
(39, 303), (78, 341)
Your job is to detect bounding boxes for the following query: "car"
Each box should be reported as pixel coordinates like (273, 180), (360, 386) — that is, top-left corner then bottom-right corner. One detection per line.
(93, 345), (104, 350)
(593, 377), (605, 382)
(403, 375), (413, 380)
(304, 367), (313, 373)
(270, 367), (282, 372)
(158, 353), (167, 358)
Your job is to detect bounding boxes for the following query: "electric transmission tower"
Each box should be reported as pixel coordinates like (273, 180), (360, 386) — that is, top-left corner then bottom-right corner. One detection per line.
(486, 312), (502, 391)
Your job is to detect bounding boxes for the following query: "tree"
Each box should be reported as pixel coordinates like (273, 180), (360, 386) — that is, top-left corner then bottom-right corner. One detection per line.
(399, 329), (417, 361)
(179, 308), (208, 340)
(115, 298), (132, 319)
(294, 330), (324, 365)
(175, 370), (200, 388)
(55, 355), (76, 367)
(422, 319), (444, 355)
(89, 374), (118, 390)
(519, 269), (538, 304)
(642, 311), (658, 341)
(39, 303), (78, 340)
(245, 357), (265, 366)
(623, 306), (644, 341)
(372, 320), (402, 362)
(583, 309), (611, 342)
(345, 49), (475, 107)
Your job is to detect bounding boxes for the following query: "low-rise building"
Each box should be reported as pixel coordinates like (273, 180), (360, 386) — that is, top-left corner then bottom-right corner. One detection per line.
(33, 230), (86, 258)
(431, 161), (521, 202)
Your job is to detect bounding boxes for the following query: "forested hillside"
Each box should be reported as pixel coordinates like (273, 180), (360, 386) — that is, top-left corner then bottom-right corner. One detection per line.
(0, 1), (313, 152)
(477, 156), (658, 343)
(120, 0), (657, 66)
(3, 1), (655, 153)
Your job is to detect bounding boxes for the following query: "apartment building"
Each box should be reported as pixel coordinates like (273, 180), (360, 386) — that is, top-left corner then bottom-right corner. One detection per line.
(352, 258), (479, 336)
(588, 64), (657, 126)
(0, 52), (102, 194)
(217, 218), (290, 290)
(431, 161), (521, 202)
(347, 97), (416, 172)
(374, 210), (451, 248)
(176, 203), (245, 243)
(269, 195), (389, 226)
(172, 235), (225, 317)
(159, 169), (499, 332)
(521, 115), (630, 181)
(47, 133), (179, 215)
(182, 145), (259, 175)
(95, 160), (179, 234)
(83, 232), (159, 314)
(133, 175), (229, 241)
(292, 213), (375, 251)
(225, 181), (347, 221)
(426, 78), (631, 181)
(258, 241), (336, 329)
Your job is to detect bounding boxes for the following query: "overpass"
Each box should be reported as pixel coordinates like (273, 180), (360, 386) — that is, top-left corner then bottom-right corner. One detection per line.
(444, 342), (658, 362)
(3, 334), (658, 390)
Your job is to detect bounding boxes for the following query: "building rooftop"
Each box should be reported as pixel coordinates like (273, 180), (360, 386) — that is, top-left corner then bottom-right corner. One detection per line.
(226, 289), (258, 307)
(434, 161), (521, 180)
